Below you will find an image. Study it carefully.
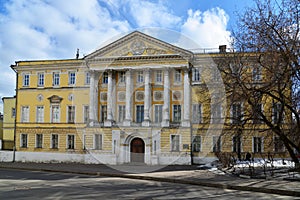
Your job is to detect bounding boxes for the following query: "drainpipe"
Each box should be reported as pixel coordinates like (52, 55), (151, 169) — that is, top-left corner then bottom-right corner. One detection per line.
(11, 64), (18, 162)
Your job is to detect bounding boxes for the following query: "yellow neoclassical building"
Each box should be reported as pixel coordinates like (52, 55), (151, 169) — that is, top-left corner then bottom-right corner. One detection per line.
(10, 31), (288, 164)
(1, 97), (15, 150)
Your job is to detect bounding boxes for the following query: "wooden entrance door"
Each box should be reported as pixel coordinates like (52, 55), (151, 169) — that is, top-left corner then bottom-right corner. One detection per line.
(130, 138), (145, 163)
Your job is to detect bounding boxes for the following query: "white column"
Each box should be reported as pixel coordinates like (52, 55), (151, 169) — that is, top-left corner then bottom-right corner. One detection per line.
(142, 68), (151, 127)
(124, 69), (132, 126)
(162, 68), (170, 127)
(182, 67), (191, 127)
(105, 70), (113, 127)
(89, 71), (99, 126)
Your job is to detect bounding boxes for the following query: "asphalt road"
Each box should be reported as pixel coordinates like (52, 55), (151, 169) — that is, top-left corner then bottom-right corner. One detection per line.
(0, 169), (295, 199)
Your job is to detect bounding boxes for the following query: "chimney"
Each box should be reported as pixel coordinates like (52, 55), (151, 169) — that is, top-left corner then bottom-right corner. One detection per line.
(76, 48), (79, 59)
(219, 45), (226, 53)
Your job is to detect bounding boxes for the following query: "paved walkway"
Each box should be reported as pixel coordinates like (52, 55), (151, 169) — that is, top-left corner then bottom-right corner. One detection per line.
(0, 162), (299, 197)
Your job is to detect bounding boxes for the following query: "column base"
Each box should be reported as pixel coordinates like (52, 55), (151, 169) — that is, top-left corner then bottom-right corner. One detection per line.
(104, 120), (112, 127)
(123, 120), (132, 127)
(161, 120), (169, 127)
(181, 120), (190, 127)
(142, 120), (150, 127)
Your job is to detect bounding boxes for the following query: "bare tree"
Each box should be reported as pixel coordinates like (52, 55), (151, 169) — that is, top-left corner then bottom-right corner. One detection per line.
(223, 0), (300, 164)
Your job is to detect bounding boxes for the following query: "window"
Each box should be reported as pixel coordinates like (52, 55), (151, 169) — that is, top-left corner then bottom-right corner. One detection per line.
(23, 73), (30, 86)
(100, 105), (107, 123)
(253, 137), (262, 153)
(174, 69), (181, 82)
(102, 72), (108, 84)
(192, 68), (201, 82)
(83, 106), (89, 123)
(173, 105), (181, 122)
(36, 134), (43, 148)
(212, 69), (221, 82)
(136, 105), (144, 123)
(67, 106), (75, 123)
(21, 106), (29, 122)
(68, 71), (76, 85)
(171, 135), (180, 151)
(154, 105), (163, 123)
(51, 134), (58, 149)
(273, 103), (283, 124)
(67, 135), (75, 149)
(192, 104), (202, 123)
(253, 66), (262, 82)
(156, 70), (162, 82)
(119, 71), (126, 83)
(274, 137), (285, 153)
(232, 103), (242, 124)
(36, 106), (44, 123)
(53, 72), (60, 86)
(51, 105), (60, 123)
(213, 136), (221, 152)
(211, 103), (222, 123)
(37, 72), (44, 87)
(20, 134), (28, 148)
(192, 136), (201, 152)
(253, 103), (263, 124)
(94, 134), (102, 150)
(12, 108), (16, 118)
(85, 72), (91, 85)
(118, 105), (125, 122)
(137, 71), (144, 83)
(233, 135), (242, 153)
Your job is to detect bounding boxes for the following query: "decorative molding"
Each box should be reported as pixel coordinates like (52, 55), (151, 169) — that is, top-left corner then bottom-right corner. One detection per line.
(153, 91), (163, 101)
(47, 95), (63, 103)
(172, 91), (182, 101)
(100, 92), (107, 101)
(68, 93), (74, 101)
(37, 94), (44, 102)
(135, 91), (144, 102)
(118, 91), (126, 102)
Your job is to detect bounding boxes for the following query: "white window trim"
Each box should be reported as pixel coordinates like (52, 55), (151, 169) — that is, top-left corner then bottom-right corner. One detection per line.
(83, 105), (89, 123)
(85, 71), (91, 85)
(173, 69), (182, 84)
(51, 133), (59, 149)
(93, 134), (103, 150)
(118, 105), (126, 123)
(172, 104), (182, 122)
(51, 104), (60, 123)
(170, 134), (181, 152)
(153, 104), (163, 123)
(20, 133), (28, 148)
(37, 71), (45, 87)
(68, 71), (76, 85)
(35, 134), (43, 148)
(36, 106), (44, 123)
(52, 71), (61, 87)
(66, 134), (75, 149)
(155, 70), (163, 84)
(230, 102), (243, 124)
(232, 135), (243, 153)
(21, 106), (30, 123)
(192, 135), (202, 152)
(192, 68), (201, 83)
(22, 72), (30, 87)
(192, 104), (202, 124)
(67, 105), (76, 123)
(252, 136), (264, 153)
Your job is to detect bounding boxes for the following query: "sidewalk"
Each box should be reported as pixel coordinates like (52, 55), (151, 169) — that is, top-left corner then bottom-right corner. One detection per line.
(0, 162), (299, 197)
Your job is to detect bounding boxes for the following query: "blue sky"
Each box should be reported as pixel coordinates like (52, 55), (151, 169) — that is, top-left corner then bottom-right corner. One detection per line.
(0, 0), (255, 111)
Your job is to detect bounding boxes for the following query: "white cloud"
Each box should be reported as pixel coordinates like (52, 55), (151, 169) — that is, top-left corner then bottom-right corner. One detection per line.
(181, 8), (231, 49)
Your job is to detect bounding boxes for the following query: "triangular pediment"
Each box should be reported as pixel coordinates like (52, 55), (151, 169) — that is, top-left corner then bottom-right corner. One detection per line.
(85, 31), (193, 59)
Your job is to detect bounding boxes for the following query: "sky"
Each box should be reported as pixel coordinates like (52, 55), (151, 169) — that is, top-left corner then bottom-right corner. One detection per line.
(0, 0), (255, 112)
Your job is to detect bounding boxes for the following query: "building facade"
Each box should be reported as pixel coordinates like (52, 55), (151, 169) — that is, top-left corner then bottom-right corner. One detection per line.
(1, 97), (15, 150)
(11, 31), (288, 164)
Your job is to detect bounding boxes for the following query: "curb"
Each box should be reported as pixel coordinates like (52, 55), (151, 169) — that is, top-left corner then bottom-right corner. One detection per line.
(1, 165), (300, 197)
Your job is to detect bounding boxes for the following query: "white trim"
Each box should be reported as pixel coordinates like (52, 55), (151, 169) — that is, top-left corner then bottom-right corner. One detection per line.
(66, 134), (75, 150)
(66, 105), (76, 123)
(93, 134), (103, 150)
(50, 133), (59, 149)
(170, 134), (181, 152)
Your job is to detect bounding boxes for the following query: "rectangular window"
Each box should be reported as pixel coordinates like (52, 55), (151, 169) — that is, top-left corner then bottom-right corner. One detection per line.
(37, 72), (44, 87)
(53, 72), (60, 86)
(273, 103), (283, 124)
(51, 134), (59, 149)
(67, 135), (75, 149)
(154, 105), (163, 123)
(137, 71), (144, 83)
(68, 71), (76, 85)
(67, 106), (75, 123)
(83, 105), (89, 123)
(118, 105), (125, 122)
(192, 136), (201, 152)
(213, 136), (221, 152)
(253, 137), (262, 153)
(85, 72), (91, 85)
(253, 103), (263, 124)
(36, 106), (44, 123)
(119, 71), (126, 83)
(192, 68), (201, 82)
(100, 105), (107, 123)
(232, 103), (242, 124)
(136, 105), (144, 123)
(51, 105), (60, 123)
(21, 106), (29, 122)
(171, 135), (180, 151)
(23, 73), (30, 86)
(212, 69), (221, 82)
(253, 66), (262, 82)
(12, 108), (16, 118)
(102, 72), (108, 84)
(192, 104), (202, 123)
(173, 105), (181, 123)
(20, 134), (28, 148)
(212, 103), (222, 123)
(174, 69), (181, 82)
(94, 134), (102, 150)
(36, 134), (43, 148)
(156, 70), (162, 82)
(233, 135), (242, 153)
(274, 137), (285, 153)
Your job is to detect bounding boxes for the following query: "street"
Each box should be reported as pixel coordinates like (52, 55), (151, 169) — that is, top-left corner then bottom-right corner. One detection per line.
(0, 169), (295, 199)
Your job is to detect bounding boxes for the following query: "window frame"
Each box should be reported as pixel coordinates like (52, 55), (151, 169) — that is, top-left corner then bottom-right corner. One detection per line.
(83, 105), (89, 123)
(67, 134), (75, 150)
(68, 71), (76, 85)
(192, 68), (201, 82)
(192, 135), (201, 152)
(173, 104), (181, 123)
(137, 71), (144, 83)
(174, 69), (181, 82)
(231, 102), (243, 124)
(212, 136), (221, 152)
(67, 105), (75, 123)
(232, 135), (242, 153)
(100, 105), (107, 123)
(23, 73), (30, 87)
(192, 104), (202, 124)
(94, 134), (103, 150)
(119, 71), (126, 83)
(35, 134), (43, 148)
(154, 104), (163, 123)
(51, 104), (60, 123)
(118, 105), (125, 123)
(52, 71), (60, 86)
(21, 106), (29, 123)
(102, 72), (108, 84)
(51, 134), (59, 149)
(156, 70), (162, 83)
(20, 133), (28, 148)
(171, 134), (180, 152)
(253, 136), (263, 153)
(85, 72), (91, 85)
(37, 72), (44, 87)
(136, 105), (144, 123)
(36, 106), (44, 123)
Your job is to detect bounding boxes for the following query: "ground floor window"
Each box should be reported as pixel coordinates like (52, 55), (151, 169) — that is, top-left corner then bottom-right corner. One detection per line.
(171, 135), (180, 151)
(274, 137), (285, 153)
(253, 137), (262, 153)
(67, 135), (75, 149)
(36, 134), (43, 148)
(232, 135), (242, 153)
(51, 134), (58, 149)
(213, 136), (221, 152)
(20, 134), (28, 148)
(192, 136), (201, 152)
(94, 134), (102, 150)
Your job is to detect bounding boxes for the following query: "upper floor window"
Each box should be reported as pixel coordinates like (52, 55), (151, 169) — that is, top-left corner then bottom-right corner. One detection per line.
(67, 106), (75, 123)
(232, 135), (242, 153)
(192, 68), (201, 82)
(173, 105), (181, 123)
(232, 103), (242, 124)
(273, 103), (283, 124)
(94, 134), (103, 150)
(51, 105), (60, 123)
(119, 71), (126, 83)
(37, 72), (44, 87)
(36, 106), (44, 123)
(21, 106), (29, 122)
(100, 105), (107, 123)
(68, 71), (76, 85)
(192, 135), (201, 152)
(156, 70), (162, 82)
(211, 103), (222, 124)
(192, 104), (202, 124)
(253, 103), (263, 124)
(53, 72), (60, 86)
(154, 105), (163, 123)
(253, 66), (262, 82)
(174, 69), (181, 82)
(171, 135), (180, 151)
(253, 136), (263, 153)
(118, 105), (125, 123)
(136, 105), (144, 123)
(12, 108), (16, 118)
(23, 73), (30, 87)
(213, 136), (221, 152)
(83, 105), (89, 123)
(137, 71), (144, 83)
(20, 134), (28, 148)
(102, 72), (108, 84)
(85, 72), (91, 85)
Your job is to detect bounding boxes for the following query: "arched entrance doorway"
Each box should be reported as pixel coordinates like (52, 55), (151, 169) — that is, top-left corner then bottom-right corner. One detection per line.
(130, 138), (145, 163)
